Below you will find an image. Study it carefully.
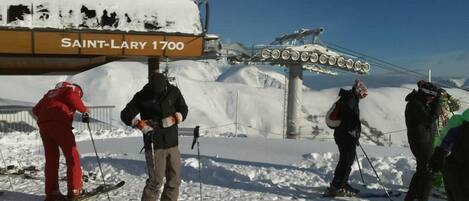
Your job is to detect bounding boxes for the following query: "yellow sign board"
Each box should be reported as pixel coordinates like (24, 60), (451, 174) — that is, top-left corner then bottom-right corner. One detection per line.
(0, 29), (204, 58)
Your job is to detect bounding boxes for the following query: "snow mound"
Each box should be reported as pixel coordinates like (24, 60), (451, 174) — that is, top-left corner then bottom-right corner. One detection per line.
(0, 98), (34, 107)
(168, 60), (227, 82)
(217, 65), (308, 90)
(447, 78), (468, 88)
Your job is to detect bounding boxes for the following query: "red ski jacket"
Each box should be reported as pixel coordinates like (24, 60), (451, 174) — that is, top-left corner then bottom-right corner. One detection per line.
(33, 86), (88, 126)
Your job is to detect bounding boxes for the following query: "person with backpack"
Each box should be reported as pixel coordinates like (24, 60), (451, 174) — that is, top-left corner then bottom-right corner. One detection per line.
(33, 81), (89, 201)
(430, 108), (469, 201)
(121, 73), (188, 201)
(404, 80), (441, 201)
(324, 79), (368, 197)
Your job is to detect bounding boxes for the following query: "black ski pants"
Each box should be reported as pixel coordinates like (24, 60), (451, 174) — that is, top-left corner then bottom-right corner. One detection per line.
(331, 134), (357, 188)
(405, 143), (433, 201)
(444, 164), (469, 201)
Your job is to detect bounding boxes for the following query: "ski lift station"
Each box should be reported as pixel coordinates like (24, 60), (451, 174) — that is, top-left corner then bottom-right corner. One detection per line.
(250, 28), (371, 139)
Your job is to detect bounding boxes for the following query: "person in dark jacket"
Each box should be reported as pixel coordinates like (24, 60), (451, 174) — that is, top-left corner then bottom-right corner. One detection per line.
(121, 73), (188, 201)
(404, 81), (441, 201)
(430, 109), (469, 201)
(325, 79), (368, 197)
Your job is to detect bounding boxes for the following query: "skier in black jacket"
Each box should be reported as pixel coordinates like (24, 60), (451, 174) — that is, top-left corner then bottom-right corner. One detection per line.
(404, 81), (440, 201)
(325, 79), (368, 197)
(430, 109), (469, 201)
(121, 73), (188, 201)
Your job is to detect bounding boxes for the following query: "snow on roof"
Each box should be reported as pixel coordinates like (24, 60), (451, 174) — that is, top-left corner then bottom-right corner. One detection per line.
(0, 0), (202, 34)
(205, 34), (220, 39)
(289, 44), (341, 57)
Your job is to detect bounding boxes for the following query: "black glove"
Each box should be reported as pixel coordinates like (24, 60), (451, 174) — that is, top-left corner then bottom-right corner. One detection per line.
(82, 112), (90, 123)
(348, 130), (360, 139)
(430, 146), (446, 173)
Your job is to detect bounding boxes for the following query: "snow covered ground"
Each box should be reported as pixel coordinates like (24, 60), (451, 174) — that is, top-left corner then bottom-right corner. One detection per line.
(0, 59), (467, 200)
(0, 129), (443, 201)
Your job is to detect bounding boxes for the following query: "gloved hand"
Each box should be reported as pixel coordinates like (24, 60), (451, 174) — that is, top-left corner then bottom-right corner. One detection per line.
(430, 146), (447, 173)
(348, 130), (360, 139)
(82, 112), (90, 123)
(162, 112), (183, 128)
(437, 88), (447, 97)
(132, 119), (153, 135)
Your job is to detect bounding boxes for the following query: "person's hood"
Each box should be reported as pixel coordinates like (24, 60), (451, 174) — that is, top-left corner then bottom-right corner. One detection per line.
(463, 108), (469, 122)
(405, 90), (419, 102)
(149, 73), (168, 95)
(141, 83), (164, 98)
(140, 73), (168, 98)
(339, 88), (350, 97)
(338, 88), (358, 100)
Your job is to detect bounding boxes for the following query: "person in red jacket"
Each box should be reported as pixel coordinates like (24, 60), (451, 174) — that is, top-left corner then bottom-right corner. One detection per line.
(33, 82), (89, 201)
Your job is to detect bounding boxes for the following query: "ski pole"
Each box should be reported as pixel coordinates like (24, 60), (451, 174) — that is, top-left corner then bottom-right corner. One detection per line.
(355, 154), (366, 187)
(191, 126), (202, 201)
(150, 134), (156, 180)
(358, 142), (393, 201)
(86, 122), (112, 201)
(0, 148), (14, 191)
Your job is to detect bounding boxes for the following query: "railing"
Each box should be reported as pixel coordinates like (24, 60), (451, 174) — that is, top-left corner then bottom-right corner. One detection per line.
(72, 106), (115, 131)
(0, 106), (115, 133)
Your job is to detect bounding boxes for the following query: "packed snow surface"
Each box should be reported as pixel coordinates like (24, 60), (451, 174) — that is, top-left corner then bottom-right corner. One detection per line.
(0, 130), (443, 201)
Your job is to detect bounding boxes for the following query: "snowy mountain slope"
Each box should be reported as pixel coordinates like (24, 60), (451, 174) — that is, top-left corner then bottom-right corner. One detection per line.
(445, 77), (468, 88)
(217, 65), (290, 89)
(0, 60), (468, 146)
(168, 60), (227, 82)
(0, 98), (34, 107)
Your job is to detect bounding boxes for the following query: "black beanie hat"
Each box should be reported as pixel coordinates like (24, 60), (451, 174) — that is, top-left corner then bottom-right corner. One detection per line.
(418, 81), (438, 96)
(150, 73), (168, 95)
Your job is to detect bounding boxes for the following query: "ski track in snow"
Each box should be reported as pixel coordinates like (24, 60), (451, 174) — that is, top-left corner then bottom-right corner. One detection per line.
(0, 131), (447, 201)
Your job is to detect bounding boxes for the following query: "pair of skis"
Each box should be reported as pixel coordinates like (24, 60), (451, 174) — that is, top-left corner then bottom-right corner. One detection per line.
(75, 181), (125, 201)
(293, 185), (402, 199)
(1, 165), (125, 200)
(0, 182), (124, 200)
(0, 165), (40, 180)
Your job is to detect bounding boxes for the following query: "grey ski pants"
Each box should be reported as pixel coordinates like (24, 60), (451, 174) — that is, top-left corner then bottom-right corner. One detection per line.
(141, 146), (181, 201)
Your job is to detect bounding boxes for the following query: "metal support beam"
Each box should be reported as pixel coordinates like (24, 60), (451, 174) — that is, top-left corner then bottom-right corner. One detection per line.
(286, 64), (303, 139)
(148, 57), (160, 80)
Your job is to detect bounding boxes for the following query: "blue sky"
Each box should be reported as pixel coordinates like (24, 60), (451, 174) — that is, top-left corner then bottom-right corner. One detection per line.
(208, 0), (469, 77)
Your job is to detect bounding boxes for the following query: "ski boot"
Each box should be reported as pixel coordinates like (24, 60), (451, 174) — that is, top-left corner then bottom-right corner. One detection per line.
(345, 183), (360, 194)
(68, 189), (85, 201)
(44, 191), (67, 201)
(323, 184), (358, 197)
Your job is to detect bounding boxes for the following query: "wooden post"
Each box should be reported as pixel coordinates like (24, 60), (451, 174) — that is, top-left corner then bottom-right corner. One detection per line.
(148, 57), (160, 80)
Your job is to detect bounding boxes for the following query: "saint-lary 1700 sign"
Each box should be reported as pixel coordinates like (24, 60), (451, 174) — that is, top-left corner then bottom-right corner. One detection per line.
(0, 29), (204, 58)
